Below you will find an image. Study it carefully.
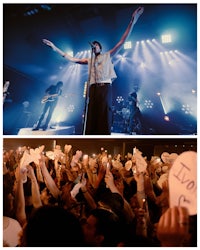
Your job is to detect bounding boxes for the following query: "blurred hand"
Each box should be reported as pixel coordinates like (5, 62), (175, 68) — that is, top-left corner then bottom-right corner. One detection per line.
(157, 206), (190, 247)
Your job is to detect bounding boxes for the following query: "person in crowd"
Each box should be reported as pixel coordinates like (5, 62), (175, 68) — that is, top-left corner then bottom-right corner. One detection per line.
(20, 205), (85, 247)
(42, 6), (144, 135)
(3, 172), (22, 247)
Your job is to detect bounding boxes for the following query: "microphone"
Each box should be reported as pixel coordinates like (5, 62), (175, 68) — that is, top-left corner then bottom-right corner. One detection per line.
(88, 41), (95, 49)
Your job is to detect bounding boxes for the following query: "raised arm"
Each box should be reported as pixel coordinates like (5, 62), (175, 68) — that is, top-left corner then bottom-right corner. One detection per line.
(109, 6), (144, 56)
(39, 156), (62, 199)
(14, 164), (27, 227)
(26, 164), (42, 208)
(105, 168), (135, 222)
(42, 39), (88, 64)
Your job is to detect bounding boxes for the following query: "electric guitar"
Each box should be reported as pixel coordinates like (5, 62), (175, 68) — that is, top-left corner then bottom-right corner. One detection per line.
(41, 94), (60, 103)
(41, 93), (74, 103)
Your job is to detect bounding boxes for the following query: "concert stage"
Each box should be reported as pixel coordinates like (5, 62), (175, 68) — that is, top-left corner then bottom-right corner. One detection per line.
(18, 126), (75, 135)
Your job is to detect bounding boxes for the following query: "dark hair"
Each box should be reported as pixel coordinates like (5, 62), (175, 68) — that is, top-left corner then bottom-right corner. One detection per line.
(22, 205), (85, 247)
(56, 81), (63, 87)
(92, 41), (102, 50)
(90, 208), (125, 246)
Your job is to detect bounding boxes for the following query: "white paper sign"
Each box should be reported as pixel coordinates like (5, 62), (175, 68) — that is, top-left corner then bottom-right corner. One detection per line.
(169, 151), (197, 215)
(133, 147), (147, 173)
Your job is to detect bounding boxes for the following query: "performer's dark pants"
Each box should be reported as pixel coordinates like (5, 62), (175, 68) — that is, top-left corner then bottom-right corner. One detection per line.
(85, 83), (112, 135)
(36, 101), (57, 129)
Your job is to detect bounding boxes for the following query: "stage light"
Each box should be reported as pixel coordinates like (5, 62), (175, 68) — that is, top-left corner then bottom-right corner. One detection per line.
(144, 100), (153, 109)
(116, 96), (124, 104)
(181, 104), (192, 115)
(164, 115), (170, 121)
(24, 5), (51, 16)
(68, 51), (74, 57)
(140, 62), (146, 68)
(40, 4), (52, 11)
(67, 104), (75, 113)
(83, 81), (87, 98)
(119, 55), (127, 62)
(124, 41), (132, 50)
(161, 34), (172, 44)
(157, 93), (168, 115)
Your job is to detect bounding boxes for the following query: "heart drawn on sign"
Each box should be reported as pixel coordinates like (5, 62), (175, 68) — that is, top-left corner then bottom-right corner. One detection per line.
(178, 194), (190, 207)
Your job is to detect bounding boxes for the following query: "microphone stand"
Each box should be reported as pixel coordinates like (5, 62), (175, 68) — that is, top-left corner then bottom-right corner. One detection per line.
(82, 47), (94, 135)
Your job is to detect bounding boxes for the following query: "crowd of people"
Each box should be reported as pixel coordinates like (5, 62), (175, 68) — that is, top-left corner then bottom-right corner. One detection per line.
(3, 142), (197, 247)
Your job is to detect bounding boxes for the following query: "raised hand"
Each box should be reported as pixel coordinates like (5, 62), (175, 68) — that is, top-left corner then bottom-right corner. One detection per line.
(132, 6), (144, 25)
(71, 150), (83, 167)
(157, 206), (190, 247)
(64, 144), (72, 154)
(42, 39), (54, 48)
(104, 168), (115, 189)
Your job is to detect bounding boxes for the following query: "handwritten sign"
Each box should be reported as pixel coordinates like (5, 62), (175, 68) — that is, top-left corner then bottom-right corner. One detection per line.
(169, 151), (197, 215)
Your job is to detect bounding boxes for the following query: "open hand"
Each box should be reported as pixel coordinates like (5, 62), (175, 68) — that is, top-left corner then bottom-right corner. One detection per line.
(42, 39), (54, 48)
(157, 206), (190, 247)
(132, 6), (144, 24)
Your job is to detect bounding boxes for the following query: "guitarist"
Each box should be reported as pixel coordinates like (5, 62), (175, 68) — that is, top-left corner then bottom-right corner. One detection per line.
(32, 81), (63, 131)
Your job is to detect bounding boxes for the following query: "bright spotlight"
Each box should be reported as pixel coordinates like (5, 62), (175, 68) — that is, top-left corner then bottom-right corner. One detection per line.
(124, 41), (132, 50)
(161, 34), (172, 44)
(68, 51), (74, 57)
(140, 62), (146, 68)
(164, 115), (170, 121)
(119, 55), (127, 62)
